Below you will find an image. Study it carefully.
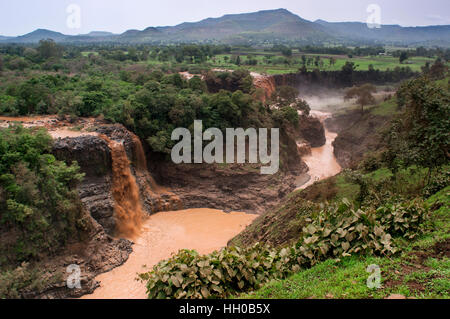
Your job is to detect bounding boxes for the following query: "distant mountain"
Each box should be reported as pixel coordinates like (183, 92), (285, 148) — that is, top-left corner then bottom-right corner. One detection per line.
(0, 35), (13, 41)
(315, 20), (450, 46)
(1, 9), (449, 46)
(85, 31), (115, 37)
(113, 9), (329, 44)
(11, 29), (68, 43)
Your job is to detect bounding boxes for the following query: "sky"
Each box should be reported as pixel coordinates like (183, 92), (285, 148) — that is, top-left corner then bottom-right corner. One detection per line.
(0, 0), (449, 36)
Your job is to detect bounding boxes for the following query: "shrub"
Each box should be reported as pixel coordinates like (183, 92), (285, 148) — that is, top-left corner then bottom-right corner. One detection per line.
(423, 167), (450, 198)
(376, 199), (430, 239)
(0, 263), (46, 299)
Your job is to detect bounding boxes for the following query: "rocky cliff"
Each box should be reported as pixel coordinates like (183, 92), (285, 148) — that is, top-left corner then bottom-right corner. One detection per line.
(325, 110), (388, 168)
(53, 124), (181, 235)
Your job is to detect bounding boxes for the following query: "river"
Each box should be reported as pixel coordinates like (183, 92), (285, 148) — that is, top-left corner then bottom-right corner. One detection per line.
(297, 110), (342, 190)
(81, 209), (256, 299)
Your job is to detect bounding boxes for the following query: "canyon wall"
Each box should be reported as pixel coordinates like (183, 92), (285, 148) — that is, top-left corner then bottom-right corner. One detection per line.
(53, 124), (181, 235)
(325, 110), (388, 169)
(253, 74), (277, 102)
(147, 128), (308, 215)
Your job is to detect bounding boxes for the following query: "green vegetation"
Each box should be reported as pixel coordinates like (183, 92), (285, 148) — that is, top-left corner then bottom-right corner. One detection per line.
(0, 41), (308, 158)
(0, 33), (448, 300)
(0, 126), (86, 265)
(242, 186), (449, 300)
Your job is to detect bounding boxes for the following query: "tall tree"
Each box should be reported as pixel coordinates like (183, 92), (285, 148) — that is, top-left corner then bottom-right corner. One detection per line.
(344, 83), (377, 114)
(37, 39), (63, 61)
(399, 51), (409, 64)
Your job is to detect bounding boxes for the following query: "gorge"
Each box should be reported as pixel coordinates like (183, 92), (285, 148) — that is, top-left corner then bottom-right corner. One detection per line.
(0, 73), (347, 299)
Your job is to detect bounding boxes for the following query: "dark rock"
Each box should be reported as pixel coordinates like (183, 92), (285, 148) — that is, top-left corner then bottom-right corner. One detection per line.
(297, 116), (326, 147)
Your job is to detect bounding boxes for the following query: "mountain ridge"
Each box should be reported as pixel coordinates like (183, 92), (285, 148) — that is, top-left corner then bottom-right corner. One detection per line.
(1, 9), (449, 46)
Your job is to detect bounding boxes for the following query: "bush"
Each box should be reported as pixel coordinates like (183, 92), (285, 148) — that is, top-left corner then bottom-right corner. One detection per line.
(376, 199), (430, 239)
(0, 263), (46, 298)
(423, 167), (450, 198)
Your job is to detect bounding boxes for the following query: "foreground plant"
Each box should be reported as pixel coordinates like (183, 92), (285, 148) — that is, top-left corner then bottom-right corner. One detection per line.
(138, 198), (430, 299)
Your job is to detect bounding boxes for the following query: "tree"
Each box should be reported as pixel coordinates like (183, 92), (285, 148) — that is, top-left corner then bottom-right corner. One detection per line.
(301, 55), (307, 66)
(399, 51), (408, 64)
(270, 85), (310, 115)
(329, 57), (336, 68)
(0, 126), (85, 264)
(270, 86), (299, 107)
(235, 55), (241, 66)
(344, 83), (377, 114)
(428, 57), (448, 79)
(281, 47), (292, 58)
(314, 56), (320, 67)
(37, 39), (63, 61)
(340, 61), (356, 86)
(385, 77), (450, 171)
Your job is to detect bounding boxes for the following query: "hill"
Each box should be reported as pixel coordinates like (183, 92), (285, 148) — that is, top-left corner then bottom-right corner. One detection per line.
(315, 20), (450, 46)
(1, 9), (449, 46)
(11, 29), (68, 43)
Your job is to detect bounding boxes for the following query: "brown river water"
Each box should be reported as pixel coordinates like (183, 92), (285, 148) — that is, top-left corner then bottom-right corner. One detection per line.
(297, 110), (342, 190)
(81, 209), (256, 299)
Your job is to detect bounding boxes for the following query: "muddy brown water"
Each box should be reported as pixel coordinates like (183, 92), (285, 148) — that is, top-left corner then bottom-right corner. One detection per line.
(297, 110), (342, 190)
(81, 209), (256, 299)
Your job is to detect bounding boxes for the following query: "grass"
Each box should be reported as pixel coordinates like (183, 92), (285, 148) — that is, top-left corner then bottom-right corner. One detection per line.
(369, 98), (400, 116)
(335, 175), (360, 201)
(208, 53), (436, 74)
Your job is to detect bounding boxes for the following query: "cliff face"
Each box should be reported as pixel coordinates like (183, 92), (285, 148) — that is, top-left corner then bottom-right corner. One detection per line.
(297, 115), (326, 148)
(52, 124), (181, 235)
(148, 127), (307, 215)
(325, 110), (388, 169)
(253, 74), (277, 102)
(53, 136), (116, 233)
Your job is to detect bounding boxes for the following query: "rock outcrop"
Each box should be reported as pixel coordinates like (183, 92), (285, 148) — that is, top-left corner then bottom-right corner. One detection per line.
(20, 214), (133, 299)
(325, 110), (387, 168)
(148, 127), (307, 215)
(297, 115), (326, 148)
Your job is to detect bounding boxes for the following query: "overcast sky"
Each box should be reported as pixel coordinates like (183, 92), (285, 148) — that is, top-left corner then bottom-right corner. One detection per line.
(1, 0), (449, 36)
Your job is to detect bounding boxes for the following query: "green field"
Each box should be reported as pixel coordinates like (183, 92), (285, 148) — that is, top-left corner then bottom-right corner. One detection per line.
(207, 52), (436, 74)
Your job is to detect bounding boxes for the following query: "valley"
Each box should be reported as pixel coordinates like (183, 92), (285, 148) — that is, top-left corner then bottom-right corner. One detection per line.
(0, 8), (448, 300)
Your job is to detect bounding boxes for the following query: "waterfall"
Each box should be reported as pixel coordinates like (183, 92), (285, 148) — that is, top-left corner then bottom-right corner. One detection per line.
(102, 135), (145, 238)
